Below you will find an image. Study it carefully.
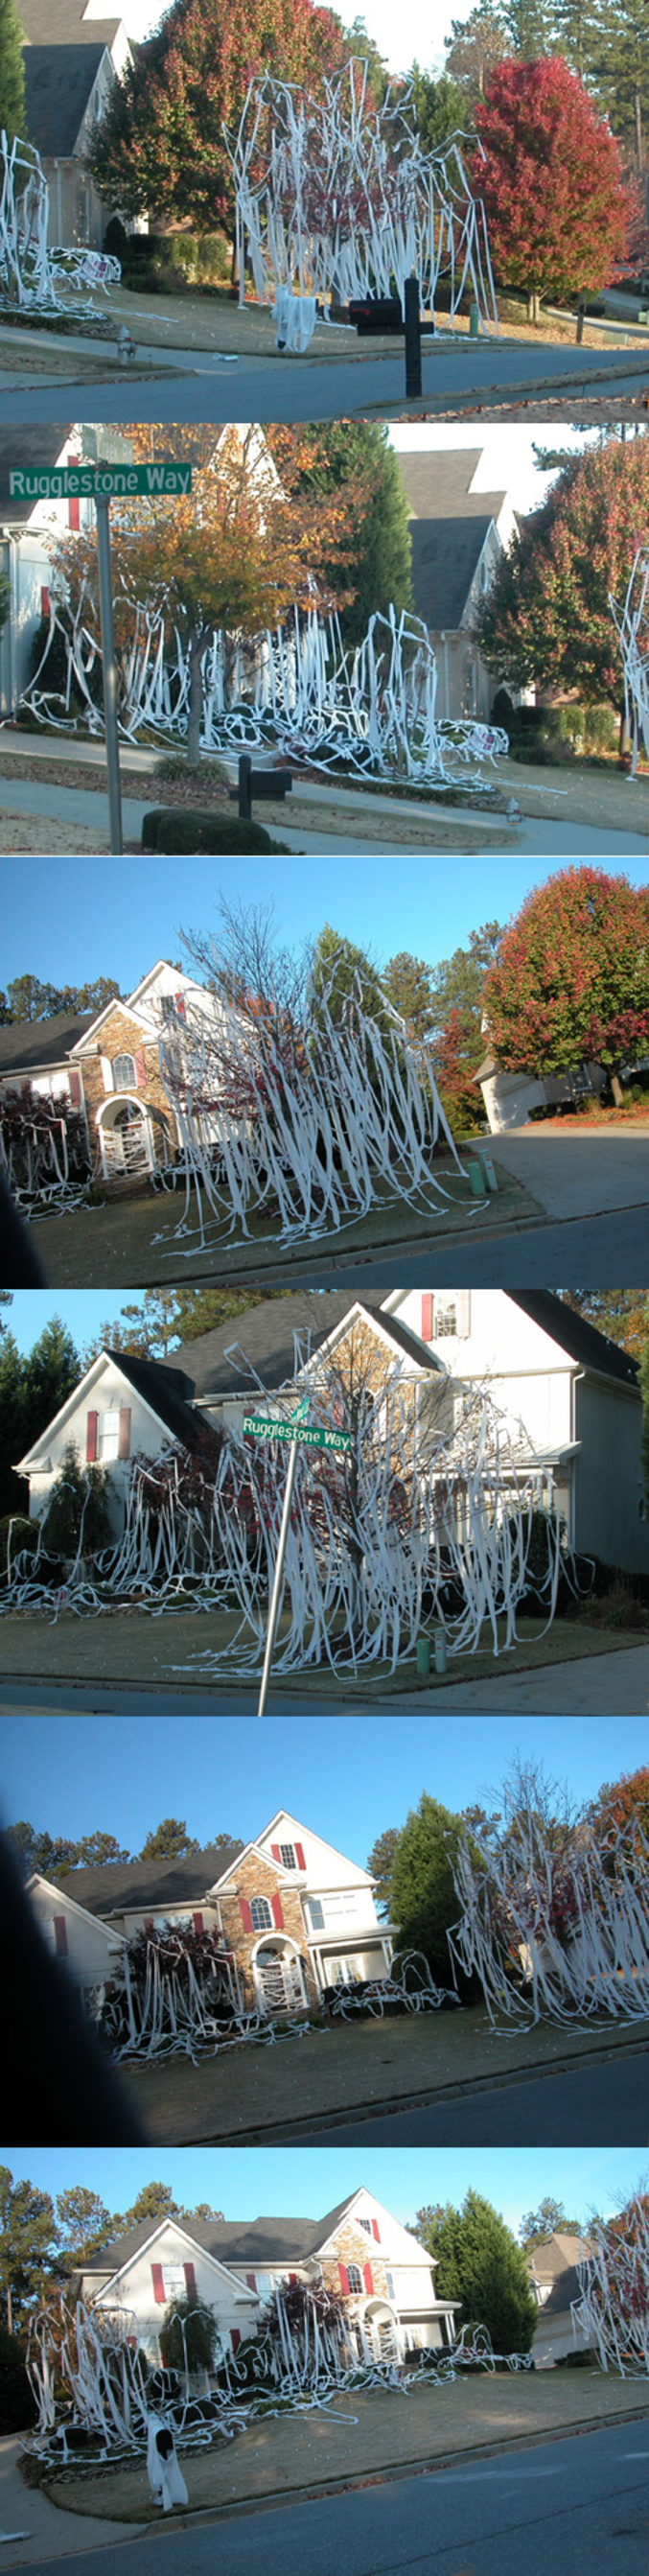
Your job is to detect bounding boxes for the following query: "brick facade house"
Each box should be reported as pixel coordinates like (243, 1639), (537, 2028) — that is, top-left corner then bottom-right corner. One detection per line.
(27, 1810), (395, 2012)
(0, 961), (211, 1185)
(75, 2189), (459, 2363)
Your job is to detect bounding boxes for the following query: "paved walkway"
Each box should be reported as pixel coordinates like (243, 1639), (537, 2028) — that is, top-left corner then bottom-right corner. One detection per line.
(406, 1644), (649, 1714)
(0, 2439), (141, 2564)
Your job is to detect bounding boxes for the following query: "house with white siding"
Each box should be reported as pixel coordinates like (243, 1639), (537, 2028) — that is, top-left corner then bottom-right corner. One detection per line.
(16, 1289), (647, 1573)
(27, 1810), (395, 2015)
(75, 2188), (459, 2364)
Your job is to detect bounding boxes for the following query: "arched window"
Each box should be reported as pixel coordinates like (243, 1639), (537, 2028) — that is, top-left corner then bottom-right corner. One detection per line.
(347, 2264), (362, 2294)
(250, 1896), (272, 1931)
(112, 1052), (136, 1091)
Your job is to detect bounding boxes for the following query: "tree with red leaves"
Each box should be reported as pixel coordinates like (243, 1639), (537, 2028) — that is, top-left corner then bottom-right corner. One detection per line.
(483, 866), (649, 1079)
(473, 56), (630, 318)
(474, 433), (649, 735)
(87, 0), (347, 243)
(591, 1765), (649, 1859)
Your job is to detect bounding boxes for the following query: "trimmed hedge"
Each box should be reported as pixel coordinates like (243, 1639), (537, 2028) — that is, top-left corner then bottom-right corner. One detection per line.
(141, 808), (292, 854)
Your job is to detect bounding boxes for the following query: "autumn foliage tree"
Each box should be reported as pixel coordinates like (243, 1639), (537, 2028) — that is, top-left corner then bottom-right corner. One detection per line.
(473, 57), (630, 316)
(474, 433), (649, 732)
(51, 428), (360, 764)
(483, 865), (649, 1080)
(87, 0), (347, 245)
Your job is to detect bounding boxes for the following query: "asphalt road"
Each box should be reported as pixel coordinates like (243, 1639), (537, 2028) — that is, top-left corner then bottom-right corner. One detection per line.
(302, 2050), (649, 2145)
(305, 1203), (649, 1286)
(0, 773), (646, 858)
(19, 2421), (649, 2576)
(3, 338), (649, 424)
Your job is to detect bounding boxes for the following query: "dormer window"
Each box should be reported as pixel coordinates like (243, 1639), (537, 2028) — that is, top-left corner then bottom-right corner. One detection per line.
(112, 1053), (136, 1091)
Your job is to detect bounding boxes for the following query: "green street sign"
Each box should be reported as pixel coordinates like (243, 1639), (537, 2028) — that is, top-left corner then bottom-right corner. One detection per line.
(8, 463), (194, 501)
(243, 1415), (352, 1454)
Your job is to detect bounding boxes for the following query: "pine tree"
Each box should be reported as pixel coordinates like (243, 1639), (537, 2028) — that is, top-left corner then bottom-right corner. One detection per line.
(590, 0), (649, 165)
(268, 425), (413, 652)
(390, 1791), (467, 1983)
(415, 2190), (538, 2354)
(445, 5), (510, 104)
(0, 0), (27, 147)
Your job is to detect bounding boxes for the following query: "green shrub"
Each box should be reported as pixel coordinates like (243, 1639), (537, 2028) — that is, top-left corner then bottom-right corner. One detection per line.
(141, 808), (292, 855)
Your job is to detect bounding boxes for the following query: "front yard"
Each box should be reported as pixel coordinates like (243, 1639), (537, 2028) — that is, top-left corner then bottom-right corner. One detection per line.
(0, 1607), (637, 1696)
(32, 2372), (649, 2526)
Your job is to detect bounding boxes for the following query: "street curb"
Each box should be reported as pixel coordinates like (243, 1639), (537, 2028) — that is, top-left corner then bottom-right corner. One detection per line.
(162, 2026), (649, 2144)
(43, 2399), (649, 2542)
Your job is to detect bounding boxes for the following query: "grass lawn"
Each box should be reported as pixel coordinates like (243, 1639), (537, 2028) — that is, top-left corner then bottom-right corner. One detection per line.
(37, 2374), (649, 2526)
(29, 1156), (543, 1289)
(0, 1607), (640, 1695)
(120, 1995), (649, 2145)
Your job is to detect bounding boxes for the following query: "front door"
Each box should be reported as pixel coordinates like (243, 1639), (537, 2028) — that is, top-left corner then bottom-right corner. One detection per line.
(256, 1947), (306, 2014)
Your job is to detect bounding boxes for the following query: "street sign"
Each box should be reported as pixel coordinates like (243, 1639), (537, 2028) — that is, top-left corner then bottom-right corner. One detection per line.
(243, 1415), (352, 1454)
(8, 463), (194, 500)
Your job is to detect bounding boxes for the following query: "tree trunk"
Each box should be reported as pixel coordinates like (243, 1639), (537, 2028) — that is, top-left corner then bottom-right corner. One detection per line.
(526, 290), (541, 325)
(7, 2282), (12, 2335)
(187, 631), (203, 769)
(611, 1073), (624, 1106)
(635, 88), (643, 179)
(618, 708), (632, 757)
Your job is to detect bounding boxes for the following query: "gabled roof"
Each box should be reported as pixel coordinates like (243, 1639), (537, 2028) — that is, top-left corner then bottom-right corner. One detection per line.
(509, 1294), (639, 1392)
(23, 42), (107, 156)
(0, 1010), (96, 1075)
(45, 1841), (244, 1921)
(307, 1301), (445, 1381)
(14, 1347), (199, 1475)
(27, 1871), (124, 1946)
(398, 450), (508, 631)
(156, 1293), (386, 1403)
(19, 0), (123, 43)
(82, 2196), (375, 2279)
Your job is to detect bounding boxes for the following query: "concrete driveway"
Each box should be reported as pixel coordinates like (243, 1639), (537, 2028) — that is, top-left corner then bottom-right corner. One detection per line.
(491, 1127), (649, 1218)
(404, 1643), (649, 1715)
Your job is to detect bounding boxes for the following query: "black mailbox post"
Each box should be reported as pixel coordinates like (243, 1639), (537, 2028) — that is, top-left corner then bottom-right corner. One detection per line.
(230, 753), (293, 821)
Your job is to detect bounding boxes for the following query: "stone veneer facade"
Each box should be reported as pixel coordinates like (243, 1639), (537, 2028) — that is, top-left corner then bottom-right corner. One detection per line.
(79, 1004), (180, 1165)
(217, 1847), (320, 2010)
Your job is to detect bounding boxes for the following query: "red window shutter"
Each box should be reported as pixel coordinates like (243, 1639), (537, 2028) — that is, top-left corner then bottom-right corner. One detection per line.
(54, 1915), (68, 1957)
(41, 584), (50, 618)
(193, 1911), (204, 1936)
(68, 1070), (81, 1109)
(363, 2262), (374, 2294)
(338, 2263), (350, 2294)
(239, 1897), (253, 1933)
(245, 2273), (256, 2289)
(270, 1842), (281, 1862)
(421, 1294), (433, 1341)
(183, 2262), (197, 2295)
(144, 1917), (154, 1933)
(133, 1047), (147, 1089)
(372, 2219), (381, 2241)
(294, 1842), (306, 1870)
(68, 494), (80, 531)
(151, 2264), (166, 2305)
(289, 2273), (298, 2284)
(175, 993), (186, 1020)
(231, 2329), (241, 2353)
(118, 1406), (131, 1461)
(271, 1893), (284, 1930)
(86, 1410), (98, 1464)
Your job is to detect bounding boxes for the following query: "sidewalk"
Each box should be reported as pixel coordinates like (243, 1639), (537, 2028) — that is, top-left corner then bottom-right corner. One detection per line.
(120, 1996), (649, 2143)
(0, 2439), (141, 2564)
(28, 2377), (649, 2543)
(490, 1128), (649, 1218)
(404, 1642), (649, 1715)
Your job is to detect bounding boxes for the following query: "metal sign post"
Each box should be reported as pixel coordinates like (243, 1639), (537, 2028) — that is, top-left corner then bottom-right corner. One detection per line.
(243, 1411), (352, 1715)
(7, 460), (194, 861)
(95, 493), (123, 856)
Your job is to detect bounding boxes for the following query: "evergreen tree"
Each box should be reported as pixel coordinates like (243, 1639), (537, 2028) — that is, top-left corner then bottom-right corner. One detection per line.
(55, 2190), (113, 2264)
(0, 0), (27, 147)
(390, 1791), (467, 1983)
(42, 1441), (114, 1559)
(138, 1818), (199, 1861)
(0, 2321), (35, 2434)
(365, 1825), (402, 1914)
(382, 952), (436, 1038)
(0, 2168), (58, 2333)
(407, 66), (469, 151)
(268, 425), (413, 651)
(445, 4), (510, 103)
(415, 2190), (538, 2353)
(551, 0), (604, 82)
(501, 0), (556, 51)
(590, 0), (649, 164)
(115, 2184), (181, 2229)
(519, 2197), (584, 2244)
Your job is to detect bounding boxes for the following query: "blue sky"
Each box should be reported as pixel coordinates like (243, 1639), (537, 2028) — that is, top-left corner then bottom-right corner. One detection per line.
(6, 851), (649, 1004)
(125, 0), (481, 76)
(1, 1710), (638, 1865)
(2, 2144), (644, 2238)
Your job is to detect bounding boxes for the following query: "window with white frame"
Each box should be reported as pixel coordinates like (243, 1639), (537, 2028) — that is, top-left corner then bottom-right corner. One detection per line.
(308, 1898), (324, 1931)
(433, 1293), (470, 1339)
(112, 1052), (136, 1091)
(98, 1409), (121, 1461)
(250, 1896), (272, 1931)
(164, 2267), (188, 2297)
(385, 2271), (395, 2300)
(359, 2219), (372, 2235)
(279, 1843), (296, 1869)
